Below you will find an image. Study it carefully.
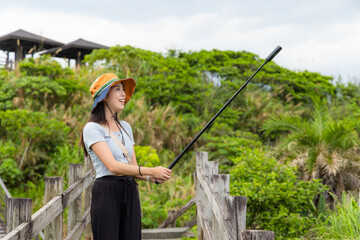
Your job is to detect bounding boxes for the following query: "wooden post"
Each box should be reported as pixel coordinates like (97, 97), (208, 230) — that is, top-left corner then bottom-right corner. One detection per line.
(44, 177), (64, 240)
(5, 51), (9, 70)
(6, 198), (32, 233)
(242, 230), (275, 240)
(196, 152), (205, 240)
(15, 39), (20, 63)
(68, 164), (83, 236)
(167, 210), (176, 227)
(76, 51), (81, 68)
(225, 196), (247, 240)
(212, 174), (230, 240)
(83, 156), (93, 239)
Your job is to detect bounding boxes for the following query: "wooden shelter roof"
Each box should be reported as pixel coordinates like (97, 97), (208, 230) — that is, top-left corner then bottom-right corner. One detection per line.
(0, 29), (63, 52)
(41, 38), (109, 59)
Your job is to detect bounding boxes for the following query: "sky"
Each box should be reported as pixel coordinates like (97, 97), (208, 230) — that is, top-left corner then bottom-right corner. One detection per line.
(0, 0), (359, 83)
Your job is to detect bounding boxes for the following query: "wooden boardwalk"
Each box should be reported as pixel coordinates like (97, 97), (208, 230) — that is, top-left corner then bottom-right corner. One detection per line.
(0, 219), (6, 239)
(0, 177), (10, 239)
(0, 153), (274, 240)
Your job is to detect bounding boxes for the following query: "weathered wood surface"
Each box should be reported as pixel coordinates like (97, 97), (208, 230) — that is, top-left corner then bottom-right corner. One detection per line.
(68, 164), (83, 235)
(195, 152), (274, 240)
(83, 156), (93, 239)
(142, 227), (192, 239)
(196, 153), (238, 240)
(242, 230), (275, 240)
(2, 169), (94, 239)
(6, 198), (32, 234)
(65, 207), (91, 240)
(0, 221), (6, 239)
(184, 216), (197, 228)
(159, 197), (196, 228)
(0, 176), (11, 237)
(3, 198), (32, 240)
(44, 177), (63, 240)
(63, 170), (93, 208)
(0, 177), (11, 199)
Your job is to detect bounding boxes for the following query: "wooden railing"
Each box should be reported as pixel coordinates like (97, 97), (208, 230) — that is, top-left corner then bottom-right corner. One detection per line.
(196, 152), (275, 240)
(2, 152), (277, 240)
(0, 177), (11, 223)
(0, 177), (12, 238)
(2, 159), (94, 240)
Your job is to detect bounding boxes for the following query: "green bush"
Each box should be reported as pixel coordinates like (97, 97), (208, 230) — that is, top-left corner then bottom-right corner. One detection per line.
(229, 147), (326, 239)
(10, 180), (45, 212)
(135, 145), (160, 167)
(19, 55), (73, 79)
(46, 144), (83, 178)
(202, 124), (263, 169)
(0, 158), (22, 187)
(0, 109), (70, 180)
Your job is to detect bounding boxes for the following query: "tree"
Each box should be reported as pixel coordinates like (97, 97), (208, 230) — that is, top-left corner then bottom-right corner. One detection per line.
(261, 100), (360, 198)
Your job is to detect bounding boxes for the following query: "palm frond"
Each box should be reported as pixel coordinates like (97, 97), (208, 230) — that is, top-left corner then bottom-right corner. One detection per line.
(305, 146), (322, 176)
(261, 114), (306, 136)
(310, 102), (330, 140)
(325, 121), (359, 150)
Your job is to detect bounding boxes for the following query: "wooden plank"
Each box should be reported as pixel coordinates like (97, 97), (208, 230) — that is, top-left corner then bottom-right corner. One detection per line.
(0, 177), (11, 198)
(1, 222), (29, 240)
(2, 171), (94, 240)
(212, 174), (230, 206)
(142, 227), (191, 239)
(83, 156), (93, 239)
(68, 164), (83, 234)
(212, 174), (230, 240)
(195, 171), (204, 239)
(159, 197), (196, 228)
(197, 162), (236, 240)
(62, 170), (94, 208)
(196, 204), (212, 240)
(30, 196), (63, 239)
(6, 198), (31, 233)
(184, 216), (197, 228)
(242, 230), (275, 240)
(44, 177), (63, 240)
(196, 168), (223, 228)
(225, 195), (247, 239)
(65, 207), (91, 240)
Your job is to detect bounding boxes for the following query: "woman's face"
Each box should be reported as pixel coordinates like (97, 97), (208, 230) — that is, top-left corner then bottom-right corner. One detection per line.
(105, 82), (126, 112)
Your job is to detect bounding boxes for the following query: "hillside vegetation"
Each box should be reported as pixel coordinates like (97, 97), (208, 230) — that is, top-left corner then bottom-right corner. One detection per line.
(1, 46), (360, 239)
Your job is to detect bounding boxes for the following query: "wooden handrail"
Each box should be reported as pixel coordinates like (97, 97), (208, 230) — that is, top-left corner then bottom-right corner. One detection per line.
(2, 165), (94, 240)
(0, 177), (11, 199)
(158, 197), (196, 228)
(195, 152), (274, 240)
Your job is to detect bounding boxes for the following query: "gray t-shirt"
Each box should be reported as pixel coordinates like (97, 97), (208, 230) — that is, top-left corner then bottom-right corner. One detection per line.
(83, 121), (135, 178)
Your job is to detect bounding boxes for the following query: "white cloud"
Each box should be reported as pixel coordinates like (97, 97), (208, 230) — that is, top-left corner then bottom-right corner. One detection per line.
(0, 4), (359, 82)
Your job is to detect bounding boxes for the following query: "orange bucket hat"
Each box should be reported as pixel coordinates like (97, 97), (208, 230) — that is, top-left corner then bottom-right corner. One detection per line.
(90, 73), (136, 113)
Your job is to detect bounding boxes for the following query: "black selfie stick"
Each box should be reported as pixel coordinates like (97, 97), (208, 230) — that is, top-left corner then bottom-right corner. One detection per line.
(155, 46), (282, 183)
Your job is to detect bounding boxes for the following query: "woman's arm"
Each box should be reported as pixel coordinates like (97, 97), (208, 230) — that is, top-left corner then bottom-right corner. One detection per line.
(91, 142), (171, 180)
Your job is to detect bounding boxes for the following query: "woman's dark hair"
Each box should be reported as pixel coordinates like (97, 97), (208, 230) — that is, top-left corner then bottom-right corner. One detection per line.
(79, 102), (107, 157)
(79, 100), (132, 157)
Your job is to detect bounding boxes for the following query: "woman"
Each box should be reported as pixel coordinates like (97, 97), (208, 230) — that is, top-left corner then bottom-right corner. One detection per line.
(80, 73), (172, 240)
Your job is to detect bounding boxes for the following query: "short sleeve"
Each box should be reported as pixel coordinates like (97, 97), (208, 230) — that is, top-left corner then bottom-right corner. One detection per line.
(83, 122), (106, 150)
(121, 121), (135, 145)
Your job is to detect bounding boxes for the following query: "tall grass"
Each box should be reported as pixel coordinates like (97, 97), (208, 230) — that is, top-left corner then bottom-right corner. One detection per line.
(310, 193), (360, 239)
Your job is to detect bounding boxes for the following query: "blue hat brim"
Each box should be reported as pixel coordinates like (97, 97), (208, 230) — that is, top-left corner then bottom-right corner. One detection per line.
(90, 84), (112, 113)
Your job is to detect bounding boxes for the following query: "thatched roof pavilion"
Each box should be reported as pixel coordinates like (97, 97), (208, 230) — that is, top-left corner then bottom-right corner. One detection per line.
(0, 29), (63, 63)
(41, 38), (109, 65)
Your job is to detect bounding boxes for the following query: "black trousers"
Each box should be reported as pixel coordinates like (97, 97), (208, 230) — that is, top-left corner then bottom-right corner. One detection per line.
(91, 176), (142, 240)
